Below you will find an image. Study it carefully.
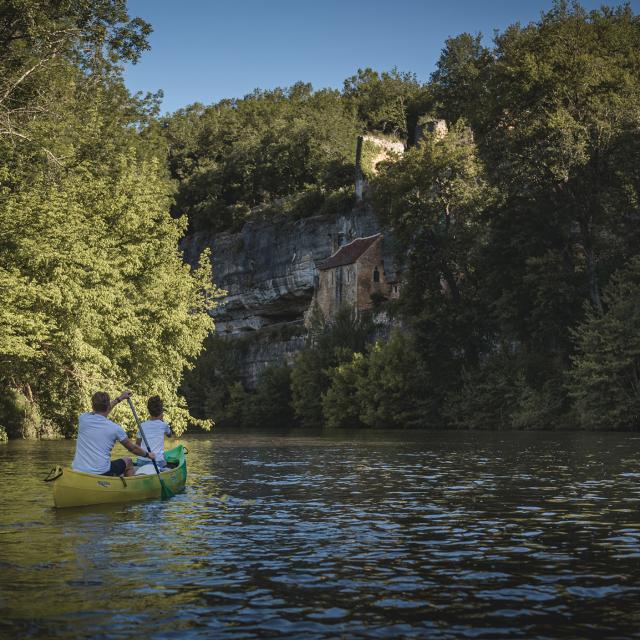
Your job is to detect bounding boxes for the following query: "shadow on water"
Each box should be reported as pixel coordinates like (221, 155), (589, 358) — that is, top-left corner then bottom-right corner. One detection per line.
(1, 431), (640, 638)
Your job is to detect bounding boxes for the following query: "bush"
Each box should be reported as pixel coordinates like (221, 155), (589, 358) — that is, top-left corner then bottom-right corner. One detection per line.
(569, 257), (640, 429)
(246, 365), (295, 429)
(323, 351), (367, 429)
(357, 331), (430, 429)
(291, 306), (375, 428)
(0, 387), (41, 439)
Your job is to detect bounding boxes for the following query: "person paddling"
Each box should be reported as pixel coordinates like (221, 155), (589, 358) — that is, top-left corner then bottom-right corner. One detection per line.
(72, 391), (155, 477)
(135, 396), (172, 470)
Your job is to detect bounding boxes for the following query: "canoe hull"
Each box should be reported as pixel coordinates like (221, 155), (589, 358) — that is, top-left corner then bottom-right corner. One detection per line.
(51, 445), (187, 508)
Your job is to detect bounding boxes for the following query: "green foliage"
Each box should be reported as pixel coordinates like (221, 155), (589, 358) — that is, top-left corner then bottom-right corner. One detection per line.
(183, 335), (297, 429)
(181, 334), (245, 424)
(569, 256), (640, 429)
(430, 33), (492, 126)
(0, 0), (153, 169)
(291, 306), (374, 428)
(373, 123), (495, 423)
(225, 381), (250, 427)
(162, 84), (360, 232)
(0, 388), (41, 439)
(357, 331), (430, 429)
(472, 1), (640, 319)
(5, 1), (640, 436)
(323, 351), (368, 429)
(0, 0), (218, 438)
(290, 347), (330, 429)
(160, 67), (432, 234)
(323, 331), (434, 430)
(343, 68), (422, 138)
(510, 376), (568, 431)
(1, 148), (218, 436)
(246, 365), (295, 429)
(360, 2), (640, 431)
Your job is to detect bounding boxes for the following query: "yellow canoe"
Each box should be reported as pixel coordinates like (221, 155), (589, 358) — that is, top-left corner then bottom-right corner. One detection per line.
(47, 444), (187, 508)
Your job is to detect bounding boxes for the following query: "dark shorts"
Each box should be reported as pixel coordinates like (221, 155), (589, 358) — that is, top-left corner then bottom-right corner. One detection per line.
(102, 459), (127, 476)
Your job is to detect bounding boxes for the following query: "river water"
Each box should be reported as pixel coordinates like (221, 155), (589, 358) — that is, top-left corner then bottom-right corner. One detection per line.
(1, 431), (639, 639)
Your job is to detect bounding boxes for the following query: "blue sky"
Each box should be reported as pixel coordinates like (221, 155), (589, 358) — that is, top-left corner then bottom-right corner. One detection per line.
(124, 0), (640, 114)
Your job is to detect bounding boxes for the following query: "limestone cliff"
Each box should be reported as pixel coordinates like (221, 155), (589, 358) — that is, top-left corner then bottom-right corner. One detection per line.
(181, 204), (396, 386)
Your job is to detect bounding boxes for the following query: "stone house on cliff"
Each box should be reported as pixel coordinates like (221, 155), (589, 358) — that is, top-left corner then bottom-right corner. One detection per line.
(312, 234), (398, 320)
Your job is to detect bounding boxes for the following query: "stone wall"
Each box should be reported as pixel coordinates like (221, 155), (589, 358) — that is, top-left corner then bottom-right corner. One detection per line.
(316, 263), (357, 319)
(355, 237), (391, 310)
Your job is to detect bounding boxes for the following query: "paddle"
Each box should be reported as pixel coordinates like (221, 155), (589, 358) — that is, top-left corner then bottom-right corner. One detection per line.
(126, 397), (174, 500)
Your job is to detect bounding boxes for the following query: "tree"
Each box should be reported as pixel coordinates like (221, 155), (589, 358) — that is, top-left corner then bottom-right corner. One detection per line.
(322, 350), (367, 429)
(430, 33), (491, 127)
(161, 84), (360, 232)
(357, 331), (431, 429)
(373, 122), (495, 423)
(0, 1), (219, 437)
(569, 256), (640, 429)
(291, 306), (374, 429)
(0, 153), (219, 435)
(181, 334), (245, 425)
(246, 364), (295, 429)
(478, 2), (640, 315)
(343, 67), (422, 138)
(0, 0), (152, 164)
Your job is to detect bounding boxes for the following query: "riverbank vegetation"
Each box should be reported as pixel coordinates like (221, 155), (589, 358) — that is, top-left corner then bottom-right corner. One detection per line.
(0, 1), (219, 438)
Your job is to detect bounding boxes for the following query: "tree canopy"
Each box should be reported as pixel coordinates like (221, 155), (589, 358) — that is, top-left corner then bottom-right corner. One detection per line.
(0, 0), (219, 438)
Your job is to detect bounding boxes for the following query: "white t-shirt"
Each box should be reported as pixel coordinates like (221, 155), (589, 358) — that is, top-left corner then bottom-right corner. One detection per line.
(136, 420), (171, 464)
(72, 412), (128, 474)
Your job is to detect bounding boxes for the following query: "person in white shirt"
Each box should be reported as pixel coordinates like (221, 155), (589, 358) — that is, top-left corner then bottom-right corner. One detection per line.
(72, 390), (156, 477)
(135, 395), (172, 469)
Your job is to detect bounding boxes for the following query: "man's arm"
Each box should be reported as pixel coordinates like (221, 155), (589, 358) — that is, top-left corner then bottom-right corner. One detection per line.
(121, 437), (156, 460)
(108, 390), (133, 413)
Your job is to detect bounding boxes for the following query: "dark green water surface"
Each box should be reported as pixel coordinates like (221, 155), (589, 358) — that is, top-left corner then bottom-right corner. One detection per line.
(1, 431), (640, 639)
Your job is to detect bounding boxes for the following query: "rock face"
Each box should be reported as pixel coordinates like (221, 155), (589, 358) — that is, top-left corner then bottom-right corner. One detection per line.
(181, 204), (395, 386)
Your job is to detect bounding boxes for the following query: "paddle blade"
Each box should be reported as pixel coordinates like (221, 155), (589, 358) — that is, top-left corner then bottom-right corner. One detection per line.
(160, 478), (174, 500)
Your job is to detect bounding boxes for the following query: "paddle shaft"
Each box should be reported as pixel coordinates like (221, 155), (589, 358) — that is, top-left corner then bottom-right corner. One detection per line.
(126, 397), (162, 478)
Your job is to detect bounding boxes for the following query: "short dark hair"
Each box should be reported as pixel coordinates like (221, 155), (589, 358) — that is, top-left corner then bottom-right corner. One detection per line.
(91, 391), (110, 412)
(147, 395), (163, 416)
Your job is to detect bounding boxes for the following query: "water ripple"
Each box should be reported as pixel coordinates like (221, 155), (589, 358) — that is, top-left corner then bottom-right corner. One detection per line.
(1, 432), (640, 638)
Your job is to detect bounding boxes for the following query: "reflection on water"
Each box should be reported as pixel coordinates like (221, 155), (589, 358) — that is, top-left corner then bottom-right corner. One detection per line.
(1, 431), (640, 638)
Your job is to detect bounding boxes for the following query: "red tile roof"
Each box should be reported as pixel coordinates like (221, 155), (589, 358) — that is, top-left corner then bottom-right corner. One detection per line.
(317, 234), (381, 270)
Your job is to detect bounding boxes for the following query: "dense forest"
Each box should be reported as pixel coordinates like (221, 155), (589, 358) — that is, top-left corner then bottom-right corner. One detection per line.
(179, 1), (640, 432)
(1, 1), (639, 438)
